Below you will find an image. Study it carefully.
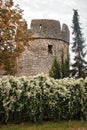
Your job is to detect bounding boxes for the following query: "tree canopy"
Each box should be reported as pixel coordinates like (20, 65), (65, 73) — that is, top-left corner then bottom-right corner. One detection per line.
(0, 0), (29, 75)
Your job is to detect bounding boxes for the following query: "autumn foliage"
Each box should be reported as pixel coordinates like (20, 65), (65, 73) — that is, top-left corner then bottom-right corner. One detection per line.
(0, 0), (29, 75)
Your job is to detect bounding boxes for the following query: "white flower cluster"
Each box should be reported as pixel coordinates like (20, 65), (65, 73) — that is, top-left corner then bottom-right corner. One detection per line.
(0, 75), (87, 123)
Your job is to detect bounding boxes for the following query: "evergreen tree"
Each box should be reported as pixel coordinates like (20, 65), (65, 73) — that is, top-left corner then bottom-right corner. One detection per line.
(71, 9), (87, 78)
(64, 55), (70, 77)
(49, 51), (70, 79)
(49, 57), (61, 79)
(61, 49), (70, 78)
(61, 49), (65, 78)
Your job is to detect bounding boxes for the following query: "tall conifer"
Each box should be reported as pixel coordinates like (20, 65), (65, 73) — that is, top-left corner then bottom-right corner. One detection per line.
(71, 9), (87, 78)
(49, 57), (61, 79)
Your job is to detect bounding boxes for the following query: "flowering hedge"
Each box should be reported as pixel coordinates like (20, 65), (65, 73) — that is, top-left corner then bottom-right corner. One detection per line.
(0, 75), (87, 123)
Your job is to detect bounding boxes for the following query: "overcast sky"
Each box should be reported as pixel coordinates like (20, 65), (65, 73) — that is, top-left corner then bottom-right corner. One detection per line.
(13, 0), (87, 60)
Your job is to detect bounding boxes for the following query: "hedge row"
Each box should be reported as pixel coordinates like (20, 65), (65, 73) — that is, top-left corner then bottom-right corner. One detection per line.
(0, 75), (87, 124)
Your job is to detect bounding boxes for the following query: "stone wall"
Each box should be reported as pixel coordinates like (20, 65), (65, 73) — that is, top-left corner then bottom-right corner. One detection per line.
(17, 38), (69, 76)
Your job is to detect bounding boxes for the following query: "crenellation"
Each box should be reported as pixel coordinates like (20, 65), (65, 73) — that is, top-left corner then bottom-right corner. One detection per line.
(61, 23), (70, 42)
(31, 19), (69, 43)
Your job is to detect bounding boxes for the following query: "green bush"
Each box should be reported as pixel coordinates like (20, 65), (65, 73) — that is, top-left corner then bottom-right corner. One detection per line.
(0, 75), (87, 124)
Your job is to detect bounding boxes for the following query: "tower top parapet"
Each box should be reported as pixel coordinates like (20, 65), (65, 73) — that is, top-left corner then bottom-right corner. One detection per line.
(30, 19), (70, 43)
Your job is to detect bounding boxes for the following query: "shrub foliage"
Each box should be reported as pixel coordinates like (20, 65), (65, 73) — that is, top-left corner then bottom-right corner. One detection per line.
(0, 75), (87, 124)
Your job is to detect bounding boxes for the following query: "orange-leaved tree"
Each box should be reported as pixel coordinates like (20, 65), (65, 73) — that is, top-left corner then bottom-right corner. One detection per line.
(0, 0), (29, 75)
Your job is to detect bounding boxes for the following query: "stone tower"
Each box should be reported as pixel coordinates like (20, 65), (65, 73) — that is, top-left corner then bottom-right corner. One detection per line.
(17, 19), (70, 76)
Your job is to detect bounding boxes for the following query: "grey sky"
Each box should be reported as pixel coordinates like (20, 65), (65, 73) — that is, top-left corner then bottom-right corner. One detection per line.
(13, 0), (87, 60)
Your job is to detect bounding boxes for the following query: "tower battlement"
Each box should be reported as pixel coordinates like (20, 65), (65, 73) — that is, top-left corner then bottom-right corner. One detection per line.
(31, 19), (69, 43)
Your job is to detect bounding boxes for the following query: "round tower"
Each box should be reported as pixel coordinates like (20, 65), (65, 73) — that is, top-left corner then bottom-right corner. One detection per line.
(17, 19), (70, 76)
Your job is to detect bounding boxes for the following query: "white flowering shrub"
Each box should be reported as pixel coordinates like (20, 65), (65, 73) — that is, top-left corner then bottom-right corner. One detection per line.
(0, 74), (87, 124)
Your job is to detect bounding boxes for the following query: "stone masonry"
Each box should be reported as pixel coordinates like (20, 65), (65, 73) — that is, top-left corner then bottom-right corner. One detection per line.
(17, 19), (70, 76)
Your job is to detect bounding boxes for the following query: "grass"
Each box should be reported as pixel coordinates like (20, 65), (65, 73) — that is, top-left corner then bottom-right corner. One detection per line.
(0, 121), (87, 130)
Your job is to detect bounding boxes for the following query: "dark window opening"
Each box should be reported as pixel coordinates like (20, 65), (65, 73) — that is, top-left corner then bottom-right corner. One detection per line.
(40, 24), (42, 29)
(48, 45), (53, 54)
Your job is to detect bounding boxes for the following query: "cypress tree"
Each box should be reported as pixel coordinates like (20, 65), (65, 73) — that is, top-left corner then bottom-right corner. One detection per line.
(71, 9), (87, 78)
(49, 57), (61, 79)
(61, 49), (70, 78)
(61, 49), (65, 78)
(64, 55), (70, 77)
